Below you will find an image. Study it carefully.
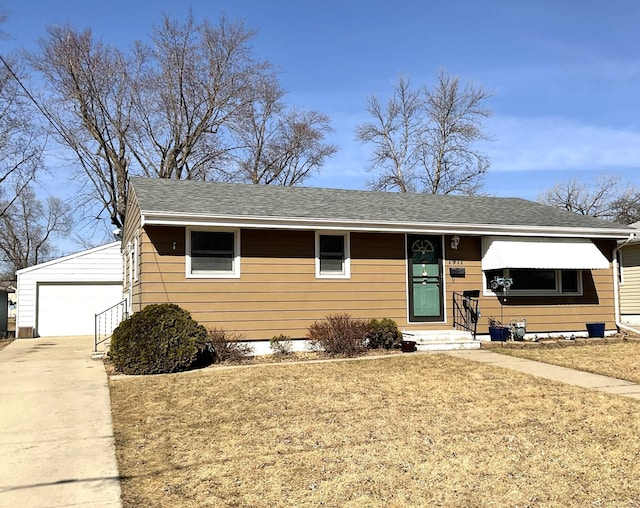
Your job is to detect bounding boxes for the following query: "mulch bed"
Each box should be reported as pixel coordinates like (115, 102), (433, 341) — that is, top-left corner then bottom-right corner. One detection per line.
(481, 334), (640, 349)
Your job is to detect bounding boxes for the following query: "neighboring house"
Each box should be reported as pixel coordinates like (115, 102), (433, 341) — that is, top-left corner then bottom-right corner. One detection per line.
(617, 221), (640, 328)
(0, 282), (13, 338)
(122, 177), (633, 347)
(16, 243), (123, 337)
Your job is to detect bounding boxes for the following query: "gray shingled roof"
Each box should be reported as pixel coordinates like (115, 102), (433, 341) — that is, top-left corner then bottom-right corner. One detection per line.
(129, 177), (631, 233)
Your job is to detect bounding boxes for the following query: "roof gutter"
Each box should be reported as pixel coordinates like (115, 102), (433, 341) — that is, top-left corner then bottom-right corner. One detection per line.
(613, 232), (640, 336)
(140, 212), (633, 240)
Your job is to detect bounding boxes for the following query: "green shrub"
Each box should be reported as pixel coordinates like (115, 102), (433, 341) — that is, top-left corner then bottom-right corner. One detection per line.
(270, 334), (293, 356)
(307, 313), (369, 357)
(207, 327), (254, 363)
(109, 303), (208, 375)
(365, 318), (402, 349)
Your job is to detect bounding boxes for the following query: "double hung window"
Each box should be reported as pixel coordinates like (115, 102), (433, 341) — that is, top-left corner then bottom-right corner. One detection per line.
(187, 228), (240, 278)
(316, 232), (350, 278)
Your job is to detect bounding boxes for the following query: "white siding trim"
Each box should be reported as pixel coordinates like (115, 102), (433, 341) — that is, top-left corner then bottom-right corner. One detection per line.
(16, 242), (123, 334)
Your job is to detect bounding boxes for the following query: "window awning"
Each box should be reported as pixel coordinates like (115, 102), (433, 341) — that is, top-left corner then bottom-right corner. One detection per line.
(482, 237), (610, 271)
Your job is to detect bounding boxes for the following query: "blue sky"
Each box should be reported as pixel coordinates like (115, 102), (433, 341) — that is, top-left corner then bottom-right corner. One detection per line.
(3, 0), (640, 245)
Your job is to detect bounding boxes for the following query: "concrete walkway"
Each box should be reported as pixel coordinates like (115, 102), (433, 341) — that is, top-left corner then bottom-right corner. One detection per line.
(0, 336), (122, 507)
(444, 349), (640, 399)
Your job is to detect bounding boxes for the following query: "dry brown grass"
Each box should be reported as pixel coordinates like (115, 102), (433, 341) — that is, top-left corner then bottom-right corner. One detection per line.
(110, 354), (640, 508)
(495, 340), (640, 384)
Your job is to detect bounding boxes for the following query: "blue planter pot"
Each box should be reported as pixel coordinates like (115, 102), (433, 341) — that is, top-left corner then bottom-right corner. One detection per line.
(586, 322), (605, 338)
(489, 326), (510, 341)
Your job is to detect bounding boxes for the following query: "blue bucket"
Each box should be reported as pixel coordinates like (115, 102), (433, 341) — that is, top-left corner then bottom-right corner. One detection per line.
(489, 326), (510, 341)
(586, 322), (605, 338)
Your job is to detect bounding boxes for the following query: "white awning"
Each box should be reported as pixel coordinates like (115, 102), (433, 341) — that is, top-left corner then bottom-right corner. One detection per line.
(482, 236), (610, 271)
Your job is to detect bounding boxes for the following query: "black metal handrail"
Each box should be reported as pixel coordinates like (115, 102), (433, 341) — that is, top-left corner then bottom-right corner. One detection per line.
(95, 299), (128, 353)
(452, 292), (480, 339)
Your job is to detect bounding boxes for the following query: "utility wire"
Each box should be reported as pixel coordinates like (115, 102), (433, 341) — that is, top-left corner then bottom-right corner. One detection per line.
(0, 54), (67, 141)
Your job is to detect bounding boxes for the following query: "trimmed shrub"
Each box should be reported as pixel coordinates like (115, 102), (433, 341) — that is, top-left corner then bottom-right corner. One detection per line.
(109, 303), (208, 375)
(307, 313), (369, 357)
(365, 318), (402, 349)
(270, 334), (293, 356)
(207, 327), (254, 363)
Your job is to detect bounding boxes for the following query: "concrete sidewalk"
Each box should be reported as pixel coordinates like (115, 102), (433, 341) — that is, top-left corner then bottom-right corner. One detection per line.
(0, 336), (121, 507)
(444, 349), (640, 399)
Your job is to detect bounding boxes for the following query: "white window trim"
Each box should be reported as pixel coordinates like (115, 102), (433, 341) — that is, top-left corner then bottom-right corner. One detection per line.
(122, 252), (128, 289)
(315, 231), (350, 279)
(186, 227), (241, 279)
(133, 231), (139, 282)
(127, 241), (134, 289)
(483, 268), (583, 297)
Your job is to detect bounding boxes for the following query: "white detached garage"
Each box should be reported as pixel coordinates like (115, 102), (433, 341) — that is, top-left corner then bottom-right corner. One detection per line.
(16, 242), (123, 337)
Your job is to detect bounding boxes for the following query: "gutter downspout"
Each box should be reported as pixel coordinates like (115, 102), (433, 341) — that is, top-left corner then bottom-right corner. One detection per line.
(613, 233), (640, 335)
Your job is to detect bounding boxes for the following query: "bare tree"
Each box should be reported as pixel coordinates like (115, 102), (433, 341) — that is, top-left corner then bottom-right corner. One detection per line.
(538, 174), (640, 224)
(29, 16), (267, 228)
(232, 74), (336, 185)
(355, 75), (422, 192)
(265, 109), (336, 186)
(0, 187), (72, 271)
(33, 15), (262, 227)
(356, 69), (491, 194)
(538, 175), (619, 218)
(129, 14), (266, 181)
(420, 69), (491, 195)
(610, 190), (640, 225)
(0, 54), (43, 218)
(29, 14), (334, 230)
(29, 26), (134, 228)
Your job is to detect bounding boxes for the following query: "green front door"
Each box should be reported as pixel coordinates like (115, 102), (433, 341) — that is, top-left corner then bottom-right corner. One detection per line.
(408, 235), (444, 322)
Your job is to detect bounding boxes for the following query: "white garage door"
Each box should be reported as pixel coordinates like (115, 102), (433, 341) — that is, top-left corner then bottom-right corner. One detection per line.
(37, 283), (123, 336)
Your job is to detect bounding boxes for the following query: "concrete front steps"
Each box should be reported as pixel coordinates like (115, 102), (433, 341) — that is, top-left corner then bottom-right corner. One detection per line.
(402, 329), (481, 351)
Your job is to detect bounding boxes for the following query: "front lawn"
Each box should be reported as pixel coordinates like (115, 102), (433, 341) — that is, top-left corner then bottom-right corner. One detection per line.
(110, 354), (640, 507)
(494, 340), (640, 383)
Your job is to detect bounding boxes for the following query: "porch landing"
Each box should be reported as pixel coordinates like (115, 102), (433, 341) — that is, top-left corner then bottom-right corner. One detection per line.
(402, 330), (481, 351)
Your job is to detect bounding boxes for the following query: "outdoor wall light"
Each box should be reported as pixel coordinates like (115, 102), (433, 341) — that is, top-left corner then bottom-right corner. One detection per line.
(451, 235), (460, 250)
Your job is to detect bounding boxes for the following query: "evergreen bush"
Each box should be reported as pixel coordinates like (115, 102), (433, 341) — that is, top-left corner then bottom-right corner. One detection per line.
(109, 303), (208, 375)
(365, 318), (402, 349)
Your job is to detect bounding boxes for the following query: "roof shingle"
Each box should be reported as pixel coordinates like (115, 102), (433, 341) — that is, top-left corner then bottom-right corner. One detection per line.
(129, 177), (631, 234)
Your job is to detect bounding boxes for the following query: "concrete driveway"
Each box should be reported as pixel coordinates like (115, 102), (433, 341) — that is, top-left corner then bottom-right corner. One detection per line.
(0, 336), (121, 507)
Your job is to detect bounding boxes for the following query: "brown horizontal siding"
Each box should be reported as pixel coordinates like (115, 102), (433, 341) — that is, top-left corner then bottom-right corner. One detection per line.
(138, 282), (406, 296)
(137, 227), (618, 339)
(140, 299), (407, 314)
(122, 191), (141, 247)
(138, 227), (409, 337)
(137, 288), (404, 302)
(123, 191), (142, 303)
